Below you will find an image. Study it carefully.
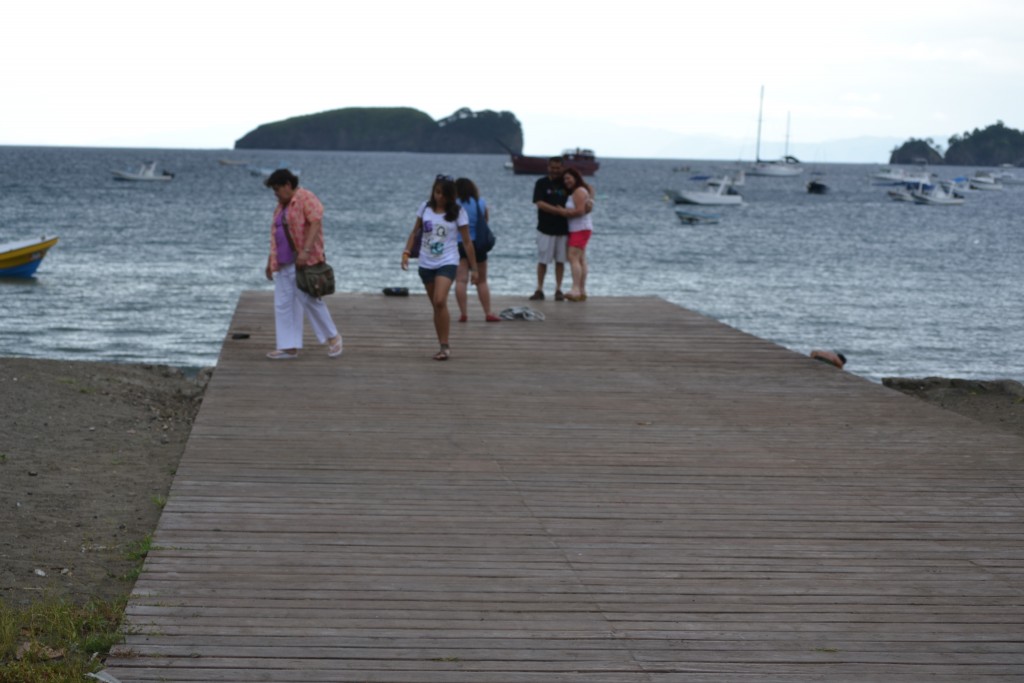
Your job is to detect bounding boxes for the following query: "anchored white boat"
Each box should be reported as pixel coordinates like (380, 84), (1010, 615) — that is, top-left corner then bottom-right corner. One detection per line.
(911, 182), (965, 206)
(748, 87), (803, 177)
(707, 169), (745, 188)
(665, 178), (743, 206)
(886, 174), (938, 202)
(112, 161), (174, 182)
(994, 170), (1024, 185)
(871, 167), (927, 184)
(968, 171), (1005, 191)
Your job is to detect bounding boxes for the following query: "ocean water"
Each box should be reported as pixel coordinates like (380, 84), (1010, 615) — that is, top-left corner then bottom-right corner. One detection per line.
(1, 145), (1021, 382)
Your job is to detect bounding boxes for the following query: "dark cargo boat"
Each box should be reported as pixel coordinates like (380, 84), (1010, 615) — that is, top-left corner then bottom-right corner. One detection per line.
(510, 148), (600, 176)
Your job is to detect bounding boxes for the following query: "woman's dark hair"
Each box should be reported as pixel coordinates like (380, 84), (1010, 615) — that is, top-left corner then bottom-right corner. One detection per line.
(562, 167), (592, 196)
(454, 177), (479, 203)
(265, 169), (299, 189)
(429, 176), (460, 222)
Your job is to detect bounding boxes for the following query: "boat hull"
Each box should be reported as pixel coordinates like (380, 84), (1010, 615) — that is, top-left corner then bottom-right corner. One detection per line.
(748, 162), (803, 177)
(0, 236), (59, 278)
(911, 192), (964, 206)
(112, 171), (173, 182)
(675, 192), (742, 206)
(675, 209), (720, 224)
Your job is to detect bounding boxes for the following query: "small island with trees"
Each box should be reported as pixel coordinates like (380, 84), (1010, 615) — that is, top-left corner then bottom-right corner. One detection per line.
(890, 121), (1024, 166)
(234, 107), (523, 154)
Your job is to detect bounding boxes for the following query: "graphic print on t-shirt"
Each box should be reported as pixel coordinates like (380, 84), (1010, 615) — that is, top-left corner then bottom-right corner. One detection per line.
(424, 220), (448, 256)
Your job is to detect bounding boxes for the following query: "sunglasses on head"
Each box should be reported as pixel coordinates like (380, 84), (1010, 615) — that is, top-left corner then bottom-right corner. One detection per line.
(435, 174), (453, 182)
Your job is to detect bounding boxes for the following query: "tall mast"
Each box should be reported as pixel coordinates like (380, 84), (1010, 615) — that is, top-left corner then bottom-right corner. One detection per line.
(755, 85), (764, 163)
(784, 111), (791, 158)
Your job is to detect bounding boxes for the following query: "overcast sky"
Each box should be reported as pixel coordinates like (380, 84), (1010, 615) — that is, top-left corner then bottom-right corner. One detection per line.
(5, 0), (1021, 162)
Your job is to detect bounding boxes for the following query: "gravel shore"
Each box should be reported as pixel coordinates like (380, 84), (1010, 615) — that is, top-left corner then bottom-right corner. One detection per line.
(1, 358), (209, 608)
(1, 358), (1021, 608)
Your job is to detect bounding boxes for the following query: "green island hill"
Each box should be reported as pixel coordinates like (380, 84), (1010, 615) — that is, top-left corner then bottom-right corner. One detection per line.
(234, 106), (523, 154)
(890, 121), (1024, 166)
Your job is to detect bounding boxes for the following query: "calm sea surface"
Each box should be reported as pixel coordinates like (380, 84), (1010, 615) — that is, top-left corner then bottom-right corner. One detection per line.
(1, 146), (1021, 382)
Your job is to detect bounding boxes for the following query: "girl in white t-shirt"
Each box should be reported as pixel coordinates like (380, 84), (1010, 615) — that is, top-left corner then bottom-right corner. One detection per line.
(401, 175), (479, 360)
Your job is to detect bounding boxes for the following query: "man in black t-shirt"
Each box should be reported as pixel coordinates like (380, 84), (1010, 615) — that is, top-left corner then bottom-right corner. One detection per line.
(530, 157), (568, 301)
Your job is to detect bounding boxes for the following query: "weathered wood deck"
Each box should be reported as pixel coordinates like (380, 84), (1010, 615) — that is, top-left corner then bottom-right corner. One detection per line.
(108, 292), (1024, 681)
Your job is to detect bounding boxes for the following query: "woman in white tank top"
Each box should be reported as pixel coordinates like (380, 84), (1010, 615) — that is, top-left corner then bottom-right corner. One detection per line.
(559, 168), (593, 301)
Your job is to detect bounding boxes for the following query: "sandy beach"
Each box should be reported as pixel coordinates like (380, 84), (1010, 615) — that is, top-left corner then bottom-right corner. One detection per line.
(1, 357), (1021, 608)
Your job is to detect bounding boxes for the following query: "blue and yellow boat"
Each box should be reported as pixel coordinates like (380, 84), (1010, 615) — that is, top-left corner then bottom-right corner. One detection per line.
(0, 236), (59, 278)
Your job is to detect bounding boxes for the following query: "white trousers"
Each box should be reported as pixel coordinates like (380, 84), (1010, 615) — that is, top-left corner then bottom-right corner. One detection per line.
(273, 264), (340, 350)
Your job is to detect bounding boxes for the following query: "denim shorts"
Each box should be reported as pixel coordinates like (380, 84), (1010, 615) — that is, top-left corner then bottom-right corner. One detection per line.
(419, 264), (458, 284)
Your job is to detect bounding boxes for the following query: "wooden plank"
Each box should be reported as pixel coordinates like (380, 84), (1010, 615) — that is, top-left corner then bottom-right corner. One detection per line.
(104, 292), (1024, 681)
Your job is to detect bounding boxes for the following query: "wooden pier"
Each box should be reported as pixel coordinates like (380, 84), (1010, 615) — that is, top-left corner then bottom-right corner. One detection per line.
(108, 292), (1024, 681)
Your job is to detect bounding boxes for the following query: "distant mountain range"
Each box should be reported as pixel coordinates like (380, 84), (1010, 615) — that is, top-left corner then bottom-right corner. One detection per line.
(235, 107), (523, 154)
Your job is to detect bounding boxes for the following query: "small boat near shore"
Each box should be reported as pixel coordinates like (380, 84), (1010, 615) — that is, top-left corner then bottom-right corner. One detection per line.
(112, 161), (174, 182)
(0, 235), (59, 278)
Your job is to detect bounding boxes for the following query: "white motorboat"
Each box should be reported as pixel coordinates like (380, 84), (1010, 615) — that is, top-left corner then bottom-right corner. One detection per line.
(941, 177), (971, 195)
(707, 169), (745, 187)
(665, 178), (743, 206)
(888, 176), (932, 202)
(249, 165), (301, 181)
(112, 161), (174, 182)
(887, 187), (916, 202)
(872, 167), (916, 183)
(968, 171), (1004, 191)
(912, 182), (965, 206)
(747, 87), (803, 177)
(994, 170), (1024, 185)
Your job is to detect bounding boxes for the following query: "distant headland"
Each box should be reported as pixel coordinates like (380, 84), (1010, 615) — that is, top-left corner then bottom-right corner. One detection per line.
(890, 121), (1024, 166)
(234, 107), (523, 154)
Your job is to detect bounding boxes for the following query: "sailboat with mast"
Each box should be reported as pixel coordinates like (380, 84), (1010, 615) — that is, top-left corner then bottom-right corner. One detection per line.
(748, 86), (803, 177)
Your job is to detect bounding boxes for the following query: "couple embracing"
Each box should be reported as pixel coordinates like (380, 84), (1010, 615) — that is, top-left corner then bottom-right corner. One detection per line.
(531, 156), (594, 303)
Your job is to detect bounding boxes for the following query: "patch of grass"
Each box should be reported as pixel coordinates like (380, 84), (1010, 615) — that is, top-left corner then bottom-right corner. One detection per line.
(0, 453), (7, 464)
(0, 595), (126, 682)
(124, 534), (153, 563)
(151, 494), (167, 509)
(120, 534), (156, 582)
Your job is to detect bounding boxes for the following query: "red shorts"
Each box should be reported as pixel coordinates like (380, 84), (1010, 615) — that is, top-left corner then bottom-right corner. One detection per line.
(568, 230), (591, 250)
